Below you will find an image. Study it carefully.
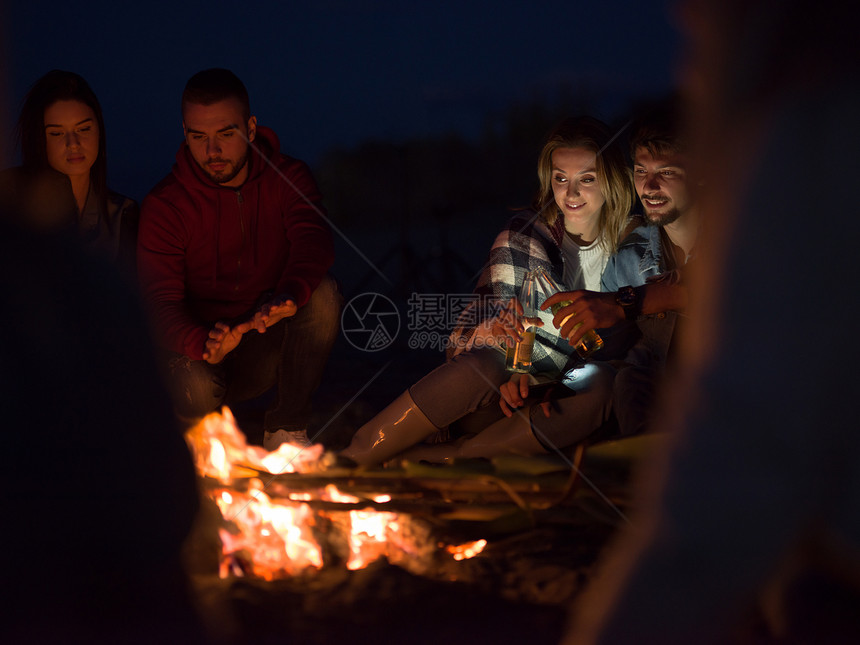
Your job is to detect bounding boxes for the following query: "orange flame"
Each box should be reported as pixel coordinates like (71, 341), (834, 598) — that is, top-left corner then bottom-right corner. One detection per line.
(185, 408), (324, 482)
(185, 409), (487, 579)
(213, 480), (323, 579)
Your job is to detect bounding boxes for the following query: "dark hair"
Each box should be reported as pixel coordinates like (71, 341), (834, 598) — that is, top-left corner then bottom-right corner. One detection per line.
(629, 99), (686, 159)
(16, 70), (108, 206)
(181, 68), (250, 120)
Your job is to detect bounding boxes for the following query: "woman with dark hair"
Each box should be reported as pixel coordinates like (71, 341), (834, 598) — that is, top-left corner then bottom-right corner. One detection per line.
(342, 115), (636, 466)
(12, 69), (138, 269)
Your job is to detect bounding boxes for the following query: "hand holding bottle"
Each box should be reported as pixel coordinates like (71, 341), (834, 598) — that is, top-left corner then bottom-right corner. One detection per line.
(532, 267), (604, 359)
(490, 297), (527, 347)
(505, 271), (540, 373)
(541, 290), (622, 347)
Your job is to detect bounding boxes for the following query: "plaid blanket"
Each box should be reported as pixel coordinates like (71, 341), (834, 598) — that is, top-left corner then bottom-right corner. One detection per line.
(447, 210), (584, 375)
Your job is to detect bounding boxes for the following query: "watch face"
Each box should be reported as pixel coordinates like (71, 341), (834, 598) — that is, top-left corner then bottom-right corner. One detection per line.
(617, 287), (636, 306)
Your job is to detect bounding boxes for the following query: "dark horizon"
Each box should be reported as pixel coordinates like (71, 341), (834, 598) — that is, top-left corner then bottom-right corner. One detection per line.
(2, 1), (681, 203)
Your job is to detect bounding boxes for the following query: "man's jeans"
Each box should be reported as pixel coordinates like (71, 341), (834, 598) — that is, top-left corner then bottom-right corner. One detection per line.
(163, 275), (342, 432)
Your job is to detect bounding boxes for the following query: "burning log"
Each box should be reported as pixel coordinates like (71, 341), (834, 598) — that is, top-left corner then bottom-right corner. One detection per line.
(179, 409), (653, 644)
(185, 409), (492, 581)
(184, 408), (647, 585)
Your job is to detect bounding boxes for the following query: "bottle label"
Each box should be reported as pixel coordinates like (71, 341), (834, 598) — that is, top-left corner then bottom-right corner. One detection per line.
(505, 328), (536, 372)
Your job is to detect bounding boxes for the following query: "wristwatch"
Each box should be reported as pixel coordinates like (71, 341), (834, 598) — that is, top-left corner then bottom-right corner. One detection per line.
(615, 286), (640, 321)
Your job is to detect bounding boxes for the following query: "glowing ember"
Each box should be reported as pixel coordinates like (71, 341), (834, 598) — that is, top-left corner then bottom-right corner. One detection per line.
(345, 509), (399, 570)
(323, 484), (360, 504)
(447, 539), (488, 561)
(185, 409), (488, 579)
(214, 482), (323, 579)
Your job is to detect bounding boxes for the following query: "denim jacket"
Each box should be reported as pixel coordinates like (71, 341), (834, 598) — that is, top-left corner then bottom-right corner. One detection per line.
(601, 221), (664, 292)
(601, 220), (679, 371)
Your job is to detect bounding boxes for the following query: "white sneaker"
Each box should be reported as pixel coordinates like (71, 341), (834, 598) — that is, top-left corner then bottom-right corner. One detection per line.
(263, 429), (312, 451)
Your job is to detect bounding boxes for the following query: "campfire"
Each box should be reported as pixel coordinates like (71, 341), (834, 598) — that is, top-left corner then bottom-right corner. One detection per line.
(185, 408), (487, 580)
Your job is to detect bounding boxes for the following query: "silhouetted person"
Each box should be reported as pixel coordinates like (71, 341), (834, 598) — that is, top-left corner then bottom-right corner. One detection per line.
(0, 213), (205, 644)
(565, 1), (860, 642)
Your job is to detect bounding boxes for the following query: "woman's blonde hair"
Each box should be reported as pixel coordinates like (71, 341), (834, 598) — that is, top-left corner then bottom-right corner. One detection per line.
(534, 116), (632, 253)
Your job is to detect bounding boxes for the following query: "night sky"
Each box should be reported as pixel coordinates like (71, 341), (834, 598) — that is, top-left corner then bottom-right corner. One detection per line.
(2, 1), (682, 202)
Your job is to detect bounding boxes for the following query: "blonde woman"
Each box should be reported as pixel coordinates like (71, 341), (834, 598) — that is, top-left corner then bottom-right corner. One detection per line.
(343, 116), (635, 466)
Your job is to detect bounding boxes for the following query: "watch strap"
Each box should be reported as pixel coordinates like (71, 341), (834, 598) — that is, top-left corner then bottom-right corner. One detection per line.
(616, 285), (641, 321)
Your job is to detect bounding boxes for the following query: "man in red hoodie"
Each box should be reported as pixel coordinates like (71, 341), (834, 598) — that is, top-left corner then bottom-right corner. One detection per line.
(138, 68), (340, 448)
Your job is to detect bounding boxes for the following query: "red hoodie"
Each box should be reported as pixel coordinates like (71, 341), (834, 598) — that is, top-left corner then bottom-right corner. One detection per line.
(138, 127), (334, 359)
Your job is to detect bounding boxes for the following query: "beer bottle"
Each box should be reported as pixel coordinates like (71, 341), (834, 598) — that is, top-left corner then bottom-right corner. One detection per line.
(505, 270), (538, 373)
(532, 267), (604, 358)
